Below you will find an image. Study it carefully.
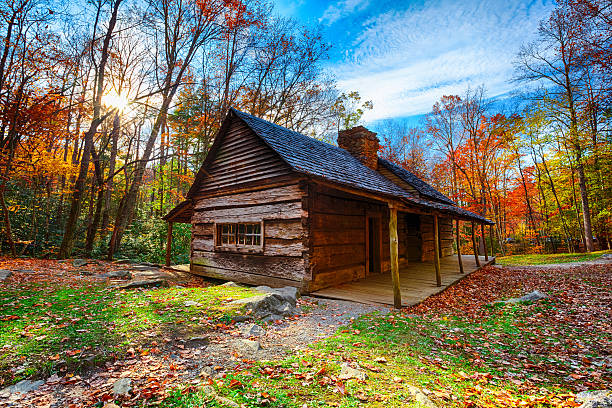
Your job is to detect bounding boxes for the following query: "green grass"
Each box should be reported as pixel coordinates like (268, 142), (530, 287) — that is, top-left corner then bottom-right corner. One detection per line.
(0, 281), (256, 386)
(497, 250), (611, 265)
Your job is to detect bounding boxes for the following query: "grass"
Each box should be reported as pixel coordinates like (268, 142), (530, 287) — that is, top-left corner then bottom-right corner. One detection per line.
(497, 249), (610, 265)
(0, 280), (257, 386)
(160, 265), (611, 408)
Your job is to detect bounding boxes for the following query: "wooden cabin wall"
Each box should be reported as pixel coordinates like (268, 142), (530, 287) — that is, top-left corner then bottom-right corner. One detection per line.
(398, 213), (421, 263)
(307, 184), (389, 292)
(420, 215), (454, 261)
(190, 182), (309, 289)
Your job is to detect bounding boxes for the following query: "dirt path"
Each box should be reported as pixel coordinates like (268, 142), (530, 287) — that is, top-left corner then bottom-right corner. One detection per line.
(6, 296), (388, 408)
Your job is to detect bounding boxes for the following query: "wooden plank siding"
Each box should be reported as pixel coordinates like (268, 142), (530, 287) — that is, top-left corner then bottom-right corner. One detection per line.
(196, 117), (293, 194)
(420, 215), (454, 261)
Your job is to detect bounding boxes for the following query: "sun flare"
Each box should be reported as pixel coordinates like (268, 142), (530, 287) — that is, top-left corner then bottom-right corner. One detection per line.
(102, 90), (130, 111)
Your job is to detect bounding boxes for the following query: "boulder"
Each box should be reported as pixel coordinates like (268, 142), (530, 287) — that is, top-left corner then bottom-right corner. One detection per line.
(103, 270), (132, 280)
(72, 259), (93, 267)
(254, 285), (299, 306)
(112, 378), (132, 396)
(184, 300), (201, 307)
(503, 290), (547, 304)
(600, 254), (612, 260)
(0, 379), (44, 398)
(0, 269), (12, 282)
(338, 363), (368, 381)
(576, 390), (612, 408)
(229, 287), (298, 320)
(114, 279), (169, 290)
(241, 323), (266, 337)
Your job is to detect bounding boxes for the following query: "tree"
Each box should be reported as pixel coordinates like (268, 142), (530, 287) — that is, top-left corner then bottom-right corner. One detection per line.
(331, 91), (373, 131)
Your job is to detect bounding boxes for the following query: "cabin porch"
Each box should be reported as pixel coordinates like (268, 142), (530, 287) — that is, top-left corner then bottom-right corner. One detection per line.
(311, 254), (494, 307)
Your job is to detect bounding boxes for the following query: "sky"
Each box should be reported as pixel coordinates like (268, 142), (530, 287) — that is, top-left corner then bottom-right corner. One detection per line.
(273, 0), (556, 124)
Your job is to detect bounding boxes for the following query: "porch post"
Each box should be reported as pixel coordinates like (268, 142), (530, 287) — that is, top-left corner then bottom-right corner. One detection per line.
(489, 224), (495, 258)
(165, 222), (173, 267)
(455, 219), (464, 274)
(433, 214), (441, 286)
(388, 205), (402, 309)
(471, 221), (481, 268)
(481, 223), (488, 261)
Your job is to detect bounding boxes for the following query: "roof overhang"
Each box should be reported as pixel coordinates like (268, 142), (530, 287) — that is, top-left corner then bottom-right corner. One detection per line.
(162, 200), (193, 223)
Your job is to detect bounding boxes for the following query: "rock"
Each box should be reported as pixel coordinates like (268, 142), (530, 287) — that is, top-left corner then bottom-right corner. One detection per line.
(232, 315), (251, 323)
(502, 290), (547, 304)
(112, 378), (132, 396)
(406, 385), (438, 408)
(600, 254), (612, 260)
(338, 363), (368, 381)
(184, 300), (201, 307)
(230, 291), (296, 320)
(221, 281), (242, 287)
(0, 269), (12, 282)
(241, 323), (266, 337)
(233, 339), (261, 355)
(185, 335), (209, 347)
(103, 270), (132, 279)
(576, 390), (612, 408)
(262, 314), (283, 324)
(254, 285), (299, 306)
(0, 379), (44, 398)
(72, 259), (93, 267)
(131, 264), (160, 271)
(114, 279), (169, 290)
(199, 366), (214, 378)
(77, 270), (94, 276)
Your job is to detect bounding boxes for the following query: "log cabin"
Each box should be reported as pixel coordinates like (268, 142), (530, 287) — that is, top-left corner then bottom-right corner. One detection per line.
(163, 108), (493, 307)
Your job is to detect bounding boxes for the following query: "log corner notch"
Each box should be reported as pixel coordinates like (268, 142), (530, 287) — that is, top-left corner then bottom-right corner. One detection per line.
(388, 204), (402, 309)
(165, 222), (173, 267)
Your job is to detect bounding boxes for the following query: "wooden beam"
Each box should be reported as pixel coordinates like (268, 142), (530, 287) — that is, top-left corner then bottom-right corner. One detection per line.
(456, 219), (464, 274)
(489, 224), (495, 258)
(471, 221), (481, 268)
(481, 223), (488, 261)
(433, 214), (441, 286)
(388, 206), (402, 308)
(165, 222), (173, 267)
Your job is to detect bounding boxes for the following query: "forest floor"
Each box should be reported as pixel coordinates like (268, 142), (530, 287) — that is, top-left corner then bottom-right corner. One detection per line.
(0, 258), (611, 407)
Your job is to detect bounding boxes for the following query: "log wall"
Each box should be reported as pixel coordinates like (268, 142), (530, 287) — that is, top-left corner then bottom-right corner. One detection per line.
(191, 182), (309, 288)
(420, 215), (454, 261)
(307, 184), (390, 291)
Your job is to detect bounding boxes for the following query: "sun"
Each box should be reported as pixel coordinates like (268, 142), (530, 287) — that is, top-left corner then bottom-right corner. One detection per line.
(102, 90), (130, 112)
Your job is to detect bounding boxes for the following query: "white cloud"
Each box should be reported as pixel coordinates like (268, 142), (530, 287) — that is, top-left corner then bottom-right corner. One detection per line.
(320, 0), (370, 25)
(329, 0), (554, 121)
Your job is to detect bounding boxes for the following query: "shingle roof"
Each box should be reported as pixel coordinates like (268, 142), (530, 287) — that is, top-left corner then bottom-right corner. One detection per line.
(378, 158), (455, 205)
(228, 108), (492, 224)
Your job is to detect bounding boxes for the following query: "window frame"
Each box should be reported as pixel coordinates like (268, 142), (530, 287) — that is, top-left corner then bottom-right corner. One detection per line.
(214, 221), (264, 253)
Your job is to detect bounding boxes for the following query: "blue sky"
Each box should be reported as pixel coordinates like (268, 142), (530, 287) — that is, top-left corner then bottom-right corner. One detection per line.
(273, 0), (555, 124)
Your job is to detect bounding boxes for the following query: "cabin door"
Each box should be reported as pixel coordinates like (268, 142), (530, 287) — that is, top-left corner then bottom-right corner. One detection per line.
(366, 215), (382, 275)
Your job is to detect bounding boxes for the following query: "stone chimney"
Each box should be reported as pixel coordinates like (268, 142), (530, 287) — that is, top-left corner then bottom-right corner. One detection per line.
(337, 126), (379, 170)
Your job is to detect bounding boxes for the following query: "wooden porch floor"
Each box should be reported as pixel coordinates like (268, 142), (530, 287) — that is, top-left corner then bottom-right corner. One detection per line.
(312, 255), (494, 307)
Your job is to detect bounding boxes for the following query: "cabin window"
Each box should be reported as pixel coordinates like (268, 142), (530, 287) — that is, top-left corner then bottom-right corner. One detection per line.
(216, 222), (262, 247)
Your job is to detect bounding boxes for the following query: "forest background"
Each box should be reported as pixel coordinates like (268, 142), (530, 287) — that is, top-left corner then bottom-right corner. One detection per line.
(0, 0), (609, 264)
